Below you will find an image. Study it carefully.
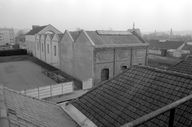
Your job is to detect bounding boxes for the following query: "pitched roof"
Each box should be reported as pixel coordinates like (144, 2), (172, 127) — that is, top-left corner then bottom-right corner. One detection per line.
(70, 65), (192, 127)
(168, 55), (192, 75)
(85, 30), (147, 47)
(69, 31), (81, 41)
(25, 25), (48, 35)
(0, 86), (77, 127)
(148, 40), (184, 50)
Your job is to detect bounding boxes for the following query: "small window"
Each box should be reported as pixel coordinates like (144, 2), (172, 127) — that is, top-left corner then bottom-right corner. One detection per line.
(101, 68), (109, 81)
(138, 63), (142, 65)
(54, 46), (56, 56)
(47, 44), (49, 53)
(121, 66), (127, 71)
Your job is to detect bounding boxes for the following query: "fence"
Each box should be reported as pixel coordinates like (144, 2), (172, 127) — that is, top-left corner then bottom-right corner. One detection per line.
(20, 82), (74, 99)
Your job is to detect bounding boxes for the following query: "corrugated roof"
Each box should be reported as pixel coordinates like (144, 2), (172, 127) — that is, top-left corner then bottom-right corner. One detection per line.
(86, 31), (145, 46)
(71, 65), (192, 127)
(0, 87), (77, 127)
(25, 25), (48, 35)
(148, 40), (184, 50)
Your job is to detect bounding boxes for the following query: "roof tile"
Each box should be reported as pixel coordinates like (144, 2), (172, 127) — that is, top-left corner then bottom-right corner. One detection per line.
(70, 65), (192, 127)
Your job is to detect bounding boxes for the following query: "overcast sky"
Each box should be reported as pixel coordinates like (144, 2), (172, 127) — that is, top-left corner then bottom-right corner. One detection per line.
(0, 0), (191, 32)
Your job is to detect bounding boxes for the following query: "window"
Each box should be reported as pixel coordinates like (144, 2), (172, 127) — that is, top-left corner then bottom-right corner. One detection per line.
(42, 43), (43, 52)
(121, 65), (127, 71)
(54, 46), (56, 56)
(101, 68), (109, 81)
(47, 44), (49, 53)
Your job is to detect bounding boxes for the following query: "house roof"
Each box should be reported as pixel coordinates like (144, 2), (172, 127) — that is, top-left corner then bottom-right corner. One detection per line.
(148, 40), (184, 50)
(0, 86), (77, 127)
(25, 25), (48, 35)
(85, 30), (146, 47)
(70, 65), (192, 127)
(69, 31), (81, 41)
(168, 55), (192, 75)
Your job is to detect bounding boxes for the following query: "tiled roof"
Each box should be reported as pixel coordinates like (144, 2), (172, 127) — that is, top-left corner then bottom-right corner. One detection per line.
(69, 31), (81, 41)
(25, 25), (48, 35)
(71, 65), (192, 127)
(86, 30), (145, 46)
(168, 55), (192, 75)
(148, 40), (184, 50)
(0, 86), (77, 127)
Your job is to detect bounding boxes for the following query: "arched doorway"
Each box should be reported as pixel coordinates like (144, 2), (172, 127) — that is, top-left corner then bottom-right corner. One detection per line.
(101, 68), (109, 81)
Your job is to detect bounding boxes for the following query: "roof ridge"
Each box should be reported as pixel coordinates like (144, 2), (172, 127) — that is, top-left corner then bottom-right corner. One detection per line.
(138, 65), (192, 80)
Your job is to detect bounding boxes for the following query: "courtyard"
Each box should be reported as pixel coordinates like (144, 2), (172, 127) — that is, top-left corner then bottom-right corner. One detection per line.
(0, 60), (56, 91)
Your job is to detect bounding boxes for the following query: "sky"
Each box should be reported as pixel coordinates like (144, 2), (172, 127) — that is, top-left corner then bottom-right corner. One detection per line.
(0, 0), (192, 32)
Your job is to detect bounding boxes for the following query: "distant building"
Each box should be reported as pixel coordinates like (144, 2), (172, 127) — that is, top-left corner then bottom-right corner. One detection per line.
(148, 40), (187, 57)
(0, 28), (14, 45)
(25, 24), (62, 56)
(60, 30), (148, 85)
(26, 25), (148, 86)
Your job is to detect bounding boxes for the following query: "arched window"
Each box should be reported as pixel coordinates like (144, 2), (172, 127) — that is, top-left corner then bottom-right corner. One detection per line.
(101, 68), (109, 81)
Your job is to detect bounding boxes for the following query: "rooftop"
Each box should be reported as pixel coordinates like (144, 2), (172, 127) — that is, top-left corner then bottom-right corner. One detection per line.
(148, 40), (184, 50)
(168, 55), (192, 75)
(25, 25), (48, 35)
(70, 65), (192, 127)
(86, 30), (146, 47)
(0, 86), (78, 127)
(69, 31), (81, 41)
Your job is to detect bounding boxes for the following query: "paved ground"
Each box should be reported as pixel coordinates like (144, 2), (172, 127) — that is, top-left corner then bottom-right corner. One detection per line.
(0, 60), (56, 91)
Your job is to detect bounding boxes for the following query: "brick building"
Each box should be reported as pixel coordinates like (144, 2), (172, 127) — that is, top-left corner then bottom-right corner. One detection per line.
(26, 25), (148, 86)
(60, 30), (148, 85)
